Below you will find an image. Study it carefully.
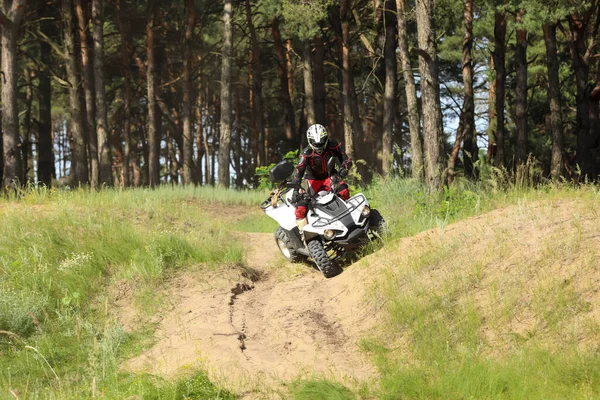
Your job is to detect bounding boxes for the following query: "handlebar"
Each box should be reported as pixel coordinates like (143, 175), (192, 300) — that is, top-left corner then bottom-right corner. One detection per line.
(260, 177), (340, 210)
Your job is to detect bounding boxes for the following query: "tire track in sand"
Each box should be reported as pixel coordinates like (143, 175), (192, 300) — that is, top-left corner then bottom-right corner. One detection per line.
(126, 232), (378, 394)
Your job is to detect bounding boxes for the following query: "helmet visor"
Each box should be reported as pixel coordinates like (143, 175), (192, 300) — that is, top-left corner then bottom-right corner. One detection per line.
(309, 136), (327, 152)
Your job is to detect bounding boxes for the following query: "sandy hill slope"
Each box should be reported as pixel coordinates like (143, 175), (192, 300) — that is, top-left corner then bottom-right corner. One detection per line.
(124, 197), (600, 396)
(370, 197), (600, 357)
(126, 230), (380, 395)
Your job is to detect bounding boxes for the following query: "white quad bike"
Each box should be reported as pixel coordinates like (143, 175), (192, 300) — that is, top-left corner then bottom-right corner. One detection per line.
(260, 158), (387, 278)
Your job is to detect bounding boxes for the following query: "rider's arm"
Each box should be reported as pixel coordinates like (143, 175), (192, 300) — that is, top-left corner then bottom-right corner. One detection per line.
(332, 142), (352, 172)
(291, 153), (308, 187)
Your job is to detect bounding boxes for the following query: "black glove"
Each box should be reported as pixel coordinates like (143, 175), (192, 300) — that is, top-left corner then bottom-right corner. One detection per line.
(291, 189), (301, 204)
(339, 168), (348, 179)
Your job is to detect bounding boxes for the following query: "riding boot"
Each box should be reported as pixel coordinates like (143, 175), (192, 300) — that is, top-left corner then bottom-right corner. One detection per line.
(296, 217), (308, 232)
(296, 217), (308, 247)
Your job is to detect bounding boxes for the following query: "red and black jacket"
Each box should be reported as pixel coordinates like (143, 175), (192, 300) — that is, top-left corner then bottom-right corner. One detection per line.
(291, 139), (352, 186)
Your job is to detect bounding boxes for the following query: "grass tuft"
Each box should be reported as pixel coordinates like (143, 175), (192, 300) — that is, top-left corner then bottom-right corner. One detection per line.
(290, 379), (356, 400)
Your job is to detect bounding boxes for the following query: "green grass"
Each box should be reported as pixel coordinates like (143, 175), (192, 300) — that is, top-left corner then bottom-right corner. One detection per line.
(370, 346), (600, 400)
(235, 212), (279, 233)
(363, 177), (493, 239)
(365, 173), (598, 241)
(0, 186), (249, 399)
(5, 183), (269, 207)
(290, 379), (356, 400)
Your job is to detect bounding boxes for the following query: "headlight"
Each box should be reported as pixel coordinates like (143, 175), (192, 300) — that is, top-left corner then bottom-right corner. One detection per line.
(324, 229), (336, 240)
(361, 205), (371, 218)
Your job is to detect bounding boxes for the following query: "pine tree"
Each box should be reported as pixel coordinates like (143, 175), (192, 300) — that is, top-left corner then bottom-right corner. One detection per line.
(0, 0), (27, 188)
(218, 0), (233, 188)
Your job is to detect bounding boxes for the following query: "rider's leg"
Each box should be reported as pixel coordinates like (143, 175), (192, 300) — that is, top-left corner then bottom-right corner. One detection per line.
(295, 199), (309, 231)
(307, 178), (328, 195)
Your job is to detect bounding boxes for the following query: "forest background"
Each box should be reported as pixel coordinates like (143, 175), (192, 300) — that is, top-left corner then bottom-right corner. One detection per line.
(0, 0), (598, 192)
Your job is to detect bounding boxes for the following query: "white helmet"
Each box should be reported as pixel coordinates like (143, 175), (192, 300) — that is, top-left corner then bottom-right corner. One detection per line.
(307, 124), (328, 154)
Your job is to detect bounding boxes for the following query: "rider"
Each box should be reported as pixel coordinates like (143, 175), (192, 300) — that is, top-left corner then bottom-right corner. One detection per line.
(291, 124), (352, 230)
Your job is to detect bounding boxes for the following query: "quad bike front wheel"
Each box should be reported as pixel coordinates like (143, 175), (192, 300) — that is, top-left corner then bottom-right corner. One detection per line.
(369, 209), (389, 238)
(274, 227), (302, 262)
(307, 239), (342, 278)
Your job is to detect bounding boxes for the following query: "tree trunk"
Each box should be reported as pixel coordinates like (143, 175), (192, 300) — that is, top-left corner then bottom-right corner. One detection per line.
(22, 68), (33, 182)
(38, 10), (54, 186)
(249, 67), (259, 165)
(140, 122), (149, 185)
(567, 13), (592, 179)
(75, 0), (98, 188)
(314, 35), (327, 125)
(117, 0), (132, 187)
(487, 55), (496, 162)
(195, 88), (204, 185)
(340, 0), (355, 160)
(302, 39), (316, 127)
(515, 9), (528, 167)
(416, 0), (444, 192)
(147, 1), (160, 187)
(461, 0), (476, 178)
(63, 0), (89, 186)
(234, 87), (243, 186)
(396, 0), (423, 180)
(182, 0), (197, 184)
(168, 131), (178, 184)
(492, 9), (507, 168)
(286, 39), (295, 102)
(450, 0), (476, 187)
(92, 0), (112, 185)
(543, 22), (564, 179)
(211, 96), (218, 186)
(448, 109), (465, 185)
(218, 0), (233, 188)
(590, 63), (600, 179)
(0, 0), (27, 188)
(0, 123), (3, 186)
(204, 91), (211, 184)
(382, 0), (397, 178)
(347, 67), (364, 157)
(272, 19), (296, 146)
(245, 0), (266, 166)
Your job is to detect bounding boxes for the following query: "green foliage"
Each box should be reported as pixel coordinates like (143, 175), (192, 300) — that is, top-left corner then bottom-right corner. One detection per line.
(259, 0), (334, 39)
(255, 150), (299, 190)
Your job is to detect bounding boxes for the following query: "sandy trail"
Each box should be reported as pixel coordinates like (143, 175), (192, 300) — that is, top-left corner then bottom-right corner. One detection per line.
(125, 197), (600, 397)
(127, 232), (378, 394)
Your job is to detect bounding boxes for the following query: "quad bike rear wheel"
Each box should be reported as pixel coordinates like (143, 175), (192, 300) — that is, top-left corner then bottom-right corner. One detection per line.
(274, 227), (302, 262)
(307, 239), (342, 278)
